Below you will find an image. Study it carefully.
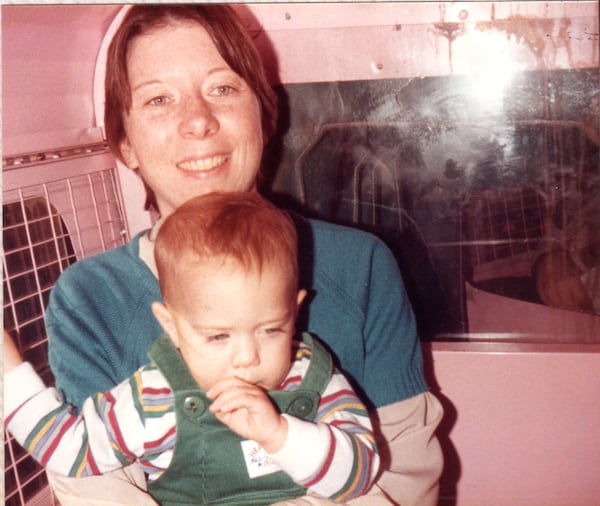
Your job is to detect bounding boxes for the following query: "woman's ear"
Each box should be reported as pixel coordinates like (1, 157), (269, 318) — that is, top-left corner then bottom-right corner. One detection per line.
(151, 302), (179, 347)
(119, 137), (139, 169)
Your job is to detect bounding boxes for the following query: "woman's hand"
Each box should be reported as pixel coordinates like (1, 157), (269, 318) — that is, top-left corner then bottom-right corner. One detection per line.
(207, 377), (288, 453)
(3, 330), (24, 373)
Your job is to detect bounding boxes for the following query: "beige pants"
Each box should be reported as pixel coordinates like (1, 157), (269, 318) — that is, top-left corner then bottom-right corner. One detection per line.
(272, 494), (393, 505)
(47, 466), (157, 506)
(48, 467), (344, 506)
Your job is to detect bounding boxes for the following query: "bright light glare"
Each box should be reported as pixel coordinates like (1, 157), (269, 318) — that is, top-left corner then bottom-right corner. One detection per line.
(470, 59), (516, 105)
(454, 30), (523, 108)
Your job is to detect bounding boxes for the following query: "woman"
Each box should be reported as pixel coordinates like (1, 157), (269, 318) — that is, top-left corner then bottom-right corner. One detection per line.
(45, 5), (443, 505)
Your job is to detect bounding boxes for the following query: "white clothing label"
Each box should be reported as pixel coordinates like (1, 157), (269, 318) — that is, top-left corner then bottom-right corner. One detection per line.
(240, 439), (282, 479)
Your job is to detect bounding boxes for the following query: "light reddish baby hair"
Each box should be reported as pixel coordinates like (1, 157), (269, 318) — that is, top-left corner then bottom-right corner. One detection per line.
(154, 192), (298, 304)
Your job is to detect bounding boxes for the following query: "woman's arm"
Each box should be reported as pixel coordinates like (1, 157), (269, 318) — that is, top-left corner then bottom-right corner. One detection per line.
(348, 394), (444, 506)
(300, 219), (429, 405)
(46, 241), (162, 411)
(301, 220), (444, 505)
(354, 241), (444, 505)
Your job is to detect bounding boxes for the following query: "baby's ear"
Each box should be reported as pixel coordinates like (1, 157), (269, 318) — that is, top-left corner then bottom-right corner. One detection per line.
(296, 289), (308, 309)
(151, 302), (179, 347)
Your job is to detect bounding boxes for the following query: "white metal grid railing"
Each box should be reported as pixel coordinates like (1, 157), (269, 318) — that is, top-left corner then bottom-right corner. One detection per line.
(3, 154), (128, 506)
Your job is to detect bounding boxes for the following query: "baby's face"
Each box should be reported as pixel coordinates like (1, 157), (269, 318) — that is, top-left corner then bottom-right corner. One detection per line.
(162, 258), (305, 391)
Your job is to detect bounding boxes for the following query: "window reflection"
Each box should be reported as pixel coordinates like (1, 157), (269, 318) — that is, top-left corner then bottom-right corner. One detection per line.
(265, 10), (599, 344)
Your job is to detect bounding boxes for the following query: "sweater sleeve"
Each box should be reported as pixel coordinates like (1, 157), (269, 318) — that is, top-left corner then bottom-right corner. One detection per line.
(46, 271), (125, 411)
(360, 238), (426, 404)
(5, 363), (148, 478)
(46, 235), (163, 411)
(298, 218), (427, 408)
(267, 371), (380, 502)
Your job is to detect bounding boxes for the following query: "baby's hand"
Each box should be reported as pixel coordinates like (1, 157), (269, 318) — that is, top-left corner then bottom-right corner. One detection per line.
(207, 377), (288, 453)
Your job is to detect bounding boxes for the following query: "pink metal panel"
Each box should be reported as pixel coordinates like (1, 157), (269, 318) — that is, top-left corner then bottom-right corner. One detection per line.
(429, 343), (600, 506)
(244, 2), (599, 84)
(1, 5), (119, 154)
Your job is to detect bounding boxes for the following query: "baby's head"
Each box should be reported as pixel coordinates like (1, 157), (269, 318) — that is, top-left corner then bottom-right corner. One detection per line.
(151, 192), (306, 391)
(154, 191), (299, 303)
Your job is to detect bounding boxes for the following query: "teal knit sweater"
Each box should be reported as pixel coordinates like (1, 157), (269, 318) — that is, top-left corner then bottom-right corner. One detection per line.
(47, 215), (427, 411)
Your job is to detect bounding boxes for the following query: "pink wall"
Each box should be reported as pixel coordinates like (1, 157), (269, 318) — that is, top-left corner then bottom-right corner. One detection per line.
(1, 5), (119, 155)
(427, 343), (600, 506)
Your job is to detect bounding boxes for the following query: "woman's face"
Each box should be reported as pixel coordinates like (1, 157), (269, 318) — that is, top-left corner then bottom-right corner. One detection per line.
(120, 22), (264, 216)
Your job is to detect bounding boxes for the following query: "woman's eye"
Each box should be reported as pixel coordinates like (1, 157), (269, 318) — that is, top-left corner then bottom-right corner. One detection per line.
(212, 85), (235, 96)
(147, 96), (170, 106)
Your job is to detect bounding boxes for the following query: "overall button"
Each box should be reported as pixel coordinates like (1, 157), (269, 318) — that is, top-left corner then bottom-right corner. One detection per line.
(287, 395), (315, 418)
(184, 396), (206, 415)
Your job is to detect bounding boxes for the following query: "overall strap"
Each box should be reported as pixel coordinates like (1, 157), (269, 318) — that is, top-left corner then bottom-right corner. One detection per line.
(148, 334), (199, 391)
(297, 333), (332, 395)
(269, 333), (333, 421)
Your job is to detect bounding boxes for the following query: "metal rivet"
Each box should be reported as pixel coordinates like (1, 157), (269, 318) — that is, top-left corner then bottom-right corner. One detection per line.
(184, 396), (205, 415)
(288, 396), (315, 417)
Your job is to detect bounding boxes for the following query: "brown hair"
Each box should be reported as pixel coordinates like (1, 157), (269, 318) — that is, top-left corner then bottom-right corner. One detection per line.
(154, 192), (298, 304)
(104, 5), (279, 209)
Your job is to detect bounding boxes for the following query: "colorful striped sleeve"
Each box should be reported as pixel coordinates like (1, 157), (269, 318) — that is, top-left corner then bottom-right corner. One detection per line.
(5, 362), (173, 478)
(268, 368), (380, 502)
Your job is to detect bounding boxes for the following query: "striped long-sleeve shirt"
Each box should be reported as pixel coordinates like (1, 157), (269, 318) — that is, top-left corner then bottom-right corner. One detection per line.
(5, 338), (379, 503)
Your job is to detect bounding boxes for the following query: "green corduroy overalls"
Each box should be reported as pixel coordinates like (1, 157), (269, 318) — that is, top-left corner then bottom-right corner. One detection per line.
(147, 332), (332, 506)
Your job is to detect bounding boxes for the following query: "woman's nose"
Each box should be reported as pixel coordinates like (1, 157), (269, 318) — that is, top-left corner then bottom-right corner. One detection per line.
(178, 95), (219, 138)
(232, 337), (260, 369)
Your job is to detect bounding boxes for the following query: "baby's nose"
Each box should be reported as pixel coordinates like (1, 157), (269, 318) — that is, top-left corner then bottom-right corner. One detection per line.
(232, 337), (260, 368)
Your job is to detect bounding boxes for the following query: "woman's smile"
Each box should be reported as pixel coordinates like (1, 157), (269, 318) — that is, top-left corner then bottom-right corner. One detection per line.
(177, 154), (229, 173)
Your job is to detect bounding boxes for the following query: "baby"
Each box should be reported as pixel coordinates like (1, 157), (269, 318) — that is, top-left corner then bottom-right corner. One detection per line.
(4, 192), (379, 505)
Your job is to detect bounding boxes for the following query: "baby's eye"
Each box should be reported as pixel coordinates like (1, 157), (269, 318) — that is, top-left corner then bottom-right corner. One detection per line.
(264, 328), (283, 335)
(208, 333), (230, 343)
